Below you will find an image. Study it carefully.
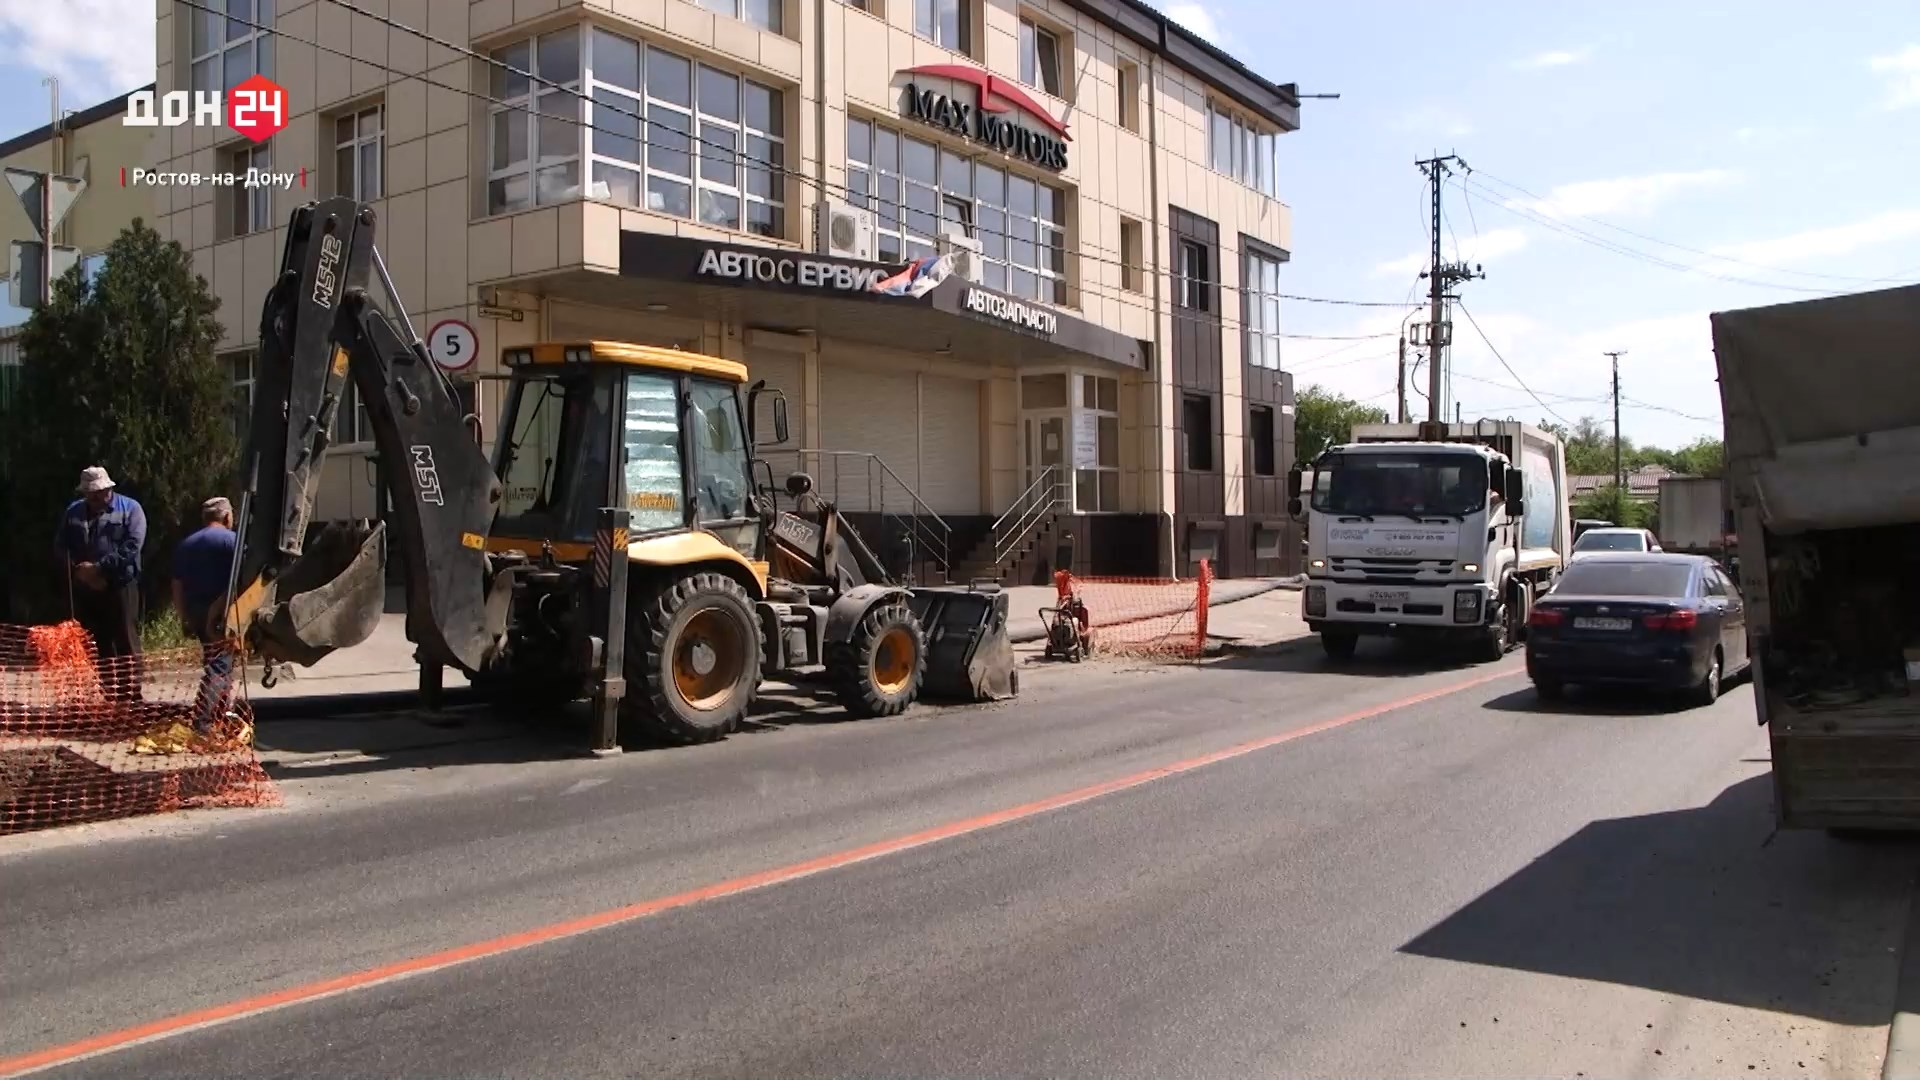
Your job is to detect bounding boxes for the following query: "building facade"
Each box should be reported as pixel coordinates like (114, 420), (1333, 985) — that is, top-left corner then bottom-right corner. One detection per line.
(139, 0), (1302, 579)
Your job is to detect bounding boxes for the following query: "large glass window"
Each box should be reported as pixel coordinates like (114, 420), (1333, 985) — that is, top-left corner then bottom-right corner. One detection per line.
(1074, 374), (1119, 512)
(846, 116), (1067, 303)
(689, 380), (751, 521)
(1206, 102), (1279, 198)
(488, 29), (582, 213)
(333, 105), (384, 201)
(191, 0), (273, 94)
(1018, 17), (1062, 96)
(1243, 249), (1283, 370)
(622, 372), (685, 532)
(695, 0), (781, 34)
(914, 0), (970, 53)
(227, 141), (273, 236)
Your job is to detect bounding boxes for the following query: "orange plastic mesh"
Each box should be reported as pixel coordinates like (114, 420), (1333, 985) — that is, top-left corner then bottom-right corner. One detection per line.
(1052, 559), (1214, 659)
(0, 620), (279, 837)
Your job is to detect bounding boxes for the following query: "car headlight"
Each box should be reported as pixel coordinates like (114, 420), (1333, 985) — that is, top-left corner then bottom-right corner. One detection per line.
(1305, 586), (1326, 616)
(1310, 558), (1326, 571)
(1454, 590), (1481, 623)
(1461, 562), (1479, 573)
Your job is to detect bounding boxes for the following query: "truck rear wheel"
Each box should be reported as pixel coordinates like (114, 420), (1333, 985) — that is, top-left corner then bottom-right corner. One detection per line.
(827, 602), (926, 719)
(624, 571), (762, 745)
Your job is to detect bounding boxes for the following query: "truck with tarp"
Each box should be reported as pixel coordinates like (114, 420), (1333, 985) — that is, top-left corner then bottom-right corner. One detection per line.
(1712, 282), (1920, 831)
(1287, 419), (1570, 662)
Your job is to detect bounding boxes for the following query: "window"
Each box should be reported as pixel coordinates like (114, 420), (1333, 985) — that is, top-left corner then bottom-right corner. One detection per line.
(847, 116), (1067, 303)
(696, 0), (781, 33)
(553, 28), (787, 237)
(621, 372), (685, 532)
(1119, 218), (1143, 292)
(1250, 405), (1275, 476)
(1177, 239), (1208, 311)
(914, 0), (969, 53)
(228, 142), (273, 236)
(488, 29), (582, 213)
(1116, 61), (1140, 132)
(190, 0), (273, 95)
(333, 105), (384, 201)
(1183, 394), (1213, 471)
(331, 377), (372, 444)
(1075, 374), (1119, 512)
(1018, 17), (1061, 97)
(689, 380), (751, 521)
(1243, 248), (1283, 370)
(225, 351), (255, 442)
(1554, 561), (1695, 598)
(1206, 102), (1280, 197)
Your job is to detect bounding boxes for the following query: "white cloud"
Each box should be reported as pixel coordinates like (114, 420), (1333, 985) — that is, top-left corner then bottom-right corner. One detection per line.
(1161, 2), (1221, 45)
(1513, 48), (1589, 71)
(1870, 45), (1920, 110)
(1697, 209), (1920, 275)
(1374, 226), (1528, 278)
(0, 0), (153, 103)
(1509, 169), (1741, 219)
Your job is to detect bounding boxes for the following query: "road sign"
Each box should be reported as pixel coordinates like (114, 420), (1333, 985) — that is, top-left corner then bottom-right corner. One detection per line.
(9, 241), (79, 309)
(5, 169), (86, 242)
(427, 319), (478, 372)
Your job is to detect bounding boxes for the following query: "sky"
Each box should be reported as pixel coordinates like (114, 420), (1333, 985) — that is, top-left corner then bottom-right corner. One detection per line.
(0, 0), (1916, 450)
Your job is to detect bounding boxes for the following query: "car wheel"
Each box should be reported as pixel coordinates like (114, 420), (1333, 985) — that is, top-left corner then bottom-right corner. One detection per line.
(1533, 678), (1565, 701)
(1690, 649), (1722, 707)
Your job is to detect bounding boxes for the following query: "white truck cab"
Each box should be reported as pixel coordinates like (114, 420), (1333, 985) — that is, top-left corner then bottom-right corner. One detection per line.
(1288, 420), (1570, 662)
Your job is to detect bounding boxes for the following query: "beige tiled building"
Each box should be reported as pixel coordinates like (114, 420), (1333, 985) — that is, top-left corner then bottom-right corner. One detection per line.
(142, 0), (1302, 579)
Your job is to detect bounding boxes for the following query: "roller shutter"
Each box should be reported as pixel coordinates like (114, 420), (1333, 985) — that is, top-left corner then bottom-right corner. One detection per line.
(819, 363), (918, 513)
(917, 374), (981, 515)
(745, 348), (804, 448)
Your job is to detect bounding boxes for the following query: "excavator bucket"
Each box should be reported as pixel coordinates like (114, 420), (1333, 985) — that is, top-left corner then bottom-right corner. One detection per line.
(908, 584), (1019, 702)
(249, 521), (389, 667)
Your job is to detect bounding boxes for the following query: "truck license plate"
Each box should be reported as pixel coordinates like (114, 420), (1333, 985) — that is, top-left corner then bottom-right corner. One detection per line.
(1574, 616), (1632, 631)
(1368, 590), (1410, 605)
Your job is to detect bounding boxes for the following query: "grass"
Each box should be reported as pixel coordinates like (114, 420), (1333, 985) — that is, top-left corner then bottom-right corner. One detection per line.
(140, 607), (192, 652)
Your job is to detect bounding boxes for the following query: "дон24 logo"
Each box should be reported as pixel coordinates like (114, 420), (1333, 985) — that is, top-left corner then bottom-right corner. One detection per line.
(124, 76), (287, 144)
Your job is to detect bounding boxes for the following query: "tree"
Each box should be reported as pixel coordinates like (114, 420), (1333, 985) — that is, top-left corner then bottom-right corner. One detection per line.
(1295, 385), (1389, 461)
(0, 219), (233, 622)
(1671, 437), (1724, 478)
(1572, 484), (1654, 530)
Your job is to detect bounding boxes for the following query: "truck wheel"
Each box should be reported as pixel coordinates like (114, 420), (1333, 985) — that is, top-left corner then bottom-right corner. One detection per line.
(1475, 600), (1515, 662)
(624, 572), (762, 745)
(1689, 649), (1722, 707)
(1321, 630), (1359, 662)
(827, 602), (926, 719)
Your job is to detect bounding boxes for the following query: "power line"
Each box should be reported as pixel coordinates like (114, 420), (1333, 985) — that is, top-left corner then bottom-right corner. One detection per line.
(1453, 299), (1568, 426)
(1467, 168), (1920, 287)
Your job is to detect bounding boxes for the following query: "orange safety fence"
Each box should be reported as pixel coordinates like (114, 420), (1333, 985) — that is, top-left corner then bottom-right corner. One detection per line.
(1052, 558), (1214, 659)
(0, 620), (279, 837)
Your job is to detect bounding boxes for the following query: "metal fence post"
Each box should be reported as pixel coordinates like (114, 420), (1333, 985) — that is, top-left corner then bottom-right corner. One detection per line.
(590, 506), (630, 754)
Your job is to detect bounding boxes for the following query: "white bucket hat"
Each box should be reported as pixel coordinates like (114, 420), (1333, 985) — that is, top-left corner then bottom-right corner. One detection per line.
(75, 466), (116, 494)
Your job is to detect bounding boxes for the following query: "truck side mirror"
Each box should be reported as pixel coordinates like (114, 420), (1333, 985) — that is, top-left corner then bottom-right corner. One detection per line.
(1285, 467), (1303, 500)
(772, 394), (790, 446)
(1508, 465), (1525, 503)
(1287, 497), (1304, 519)
(1510, 497), (1525, 518)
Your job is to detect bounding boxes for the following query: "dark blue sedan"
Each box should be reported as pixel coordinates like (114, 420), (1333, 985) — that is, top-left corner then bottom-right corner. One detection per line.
(1525, 552), (1751, 706)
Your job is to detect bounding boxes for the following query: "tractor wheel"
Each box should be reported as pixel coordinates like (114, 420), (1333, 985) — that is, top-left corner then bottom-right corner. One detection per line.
(623, 572), (762, 746)
(827, 602), (927, 719)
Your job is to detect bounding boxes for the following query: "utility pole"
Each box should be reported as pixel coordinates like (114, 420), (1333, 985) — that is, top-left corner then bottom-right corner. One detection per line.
(1605, 350), (1627, 517)
(1413, 154), (1485, 423)
(1396, 333), (1409, 422)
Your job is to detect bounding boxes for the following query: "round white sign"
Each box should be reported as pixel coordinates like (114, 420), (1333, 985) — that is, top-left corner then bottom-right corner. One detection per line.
(427, 319), (478, 372)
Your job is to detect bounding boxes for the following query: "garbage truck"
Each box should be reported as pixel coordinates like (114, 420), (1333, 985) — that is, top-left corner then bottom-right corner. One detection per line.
(1287, 419), (1570, 662)
(1711, 282), (1920, 831)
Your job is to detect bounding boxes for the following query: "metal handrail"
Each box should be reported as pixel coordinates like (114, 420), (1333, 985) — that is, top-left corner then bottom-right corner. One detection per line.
(758, 448), (952, 578)
(992, 465), (1064, 565)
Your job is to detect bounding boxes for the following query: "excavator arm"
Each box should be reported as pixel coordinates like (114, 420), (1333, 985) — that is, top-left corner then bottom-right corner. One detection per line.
(224, 197), (504, 675)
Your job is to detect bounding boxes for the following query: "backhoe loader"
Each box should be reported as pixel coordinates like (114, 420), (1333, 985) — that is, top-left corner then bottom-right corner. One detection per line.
(221, 197), (1016, 749)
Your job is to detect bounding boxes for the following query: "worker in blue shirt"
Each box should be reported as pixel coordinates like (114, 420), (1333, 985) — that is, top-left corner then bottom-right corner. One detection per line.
(54, 466), (147, 705)
(172, 497), (240, 732)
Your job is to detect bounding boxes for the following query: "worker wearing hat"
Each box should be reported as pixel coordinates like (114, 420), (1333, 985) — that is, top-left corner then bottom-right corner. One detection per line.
(172, 496), (240, 732)
(53, 466), (148, 705)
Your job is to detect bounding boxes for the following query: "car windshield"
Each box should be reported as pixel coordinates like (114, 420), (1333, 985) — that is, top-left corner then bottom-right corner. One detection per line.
(1310, 451), (1489, 518)
(1555, 561), (1694, 597)
(1575, 531), (1646, 551)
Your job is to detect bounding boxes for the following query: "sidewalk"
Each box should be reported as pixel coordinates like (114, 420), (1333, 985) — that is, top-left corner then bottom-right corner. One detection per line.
(243, 575), (1307, 702)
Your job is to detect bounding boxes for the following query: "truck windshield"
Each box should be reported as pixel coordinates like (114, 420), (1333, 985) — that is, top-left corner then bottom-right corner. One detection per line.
(1310, 452), (1489, 518)
(494, 370), (617, 542)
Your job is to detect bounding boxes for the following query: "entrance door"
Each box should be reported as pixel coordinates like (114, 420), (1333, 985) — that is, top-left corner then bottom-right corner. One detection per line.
(1025, 413), (1068, 508)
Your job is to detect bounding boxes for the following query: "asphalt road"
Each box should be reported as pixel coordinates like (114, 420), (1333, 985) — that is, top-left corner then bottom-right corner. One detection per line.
(4, 640), (1916, 1078)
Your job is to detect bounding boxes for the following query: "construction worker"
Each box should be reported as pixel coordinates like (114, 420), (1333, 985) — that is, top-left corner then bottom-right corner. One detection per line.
(55, 466), (147, 705)
(172, 497), (240, 733)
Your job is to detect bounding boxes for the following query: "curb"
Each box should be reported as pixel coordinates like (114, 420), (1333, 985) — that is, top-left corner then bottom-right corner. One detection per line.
(1883, 870), (1920, 1080)
(1006, 578), (1291, 645)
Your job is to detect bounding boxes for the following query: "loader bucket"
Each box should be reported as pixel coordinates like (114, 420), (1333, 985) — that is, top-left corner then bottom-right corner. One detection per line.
(250, 520), (389, 667)
(908, 584), (1018, 702)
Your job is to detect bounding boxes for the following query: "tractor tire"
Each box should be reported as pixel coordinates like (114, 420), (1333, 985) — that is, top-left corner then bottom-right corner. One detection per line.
(622, 572), (762, 746)
(827, 602), (927, 719)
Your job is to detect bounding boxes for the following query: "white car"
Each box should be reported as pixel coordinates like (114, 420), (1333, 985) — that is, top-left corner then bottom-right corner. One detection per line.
(1570, 526), (1663, 558)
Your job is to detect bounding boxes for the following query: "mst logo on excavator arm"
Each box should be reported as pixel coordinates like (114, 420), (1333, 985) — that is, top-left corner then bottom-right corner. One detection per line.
(312, 233), (343, 309)
(411, 444), (445, 506)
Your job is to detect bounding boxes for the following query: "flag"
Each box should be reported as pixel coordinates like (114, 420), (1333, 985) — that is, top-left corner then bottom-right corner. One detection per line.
(870, 253), (954, 298)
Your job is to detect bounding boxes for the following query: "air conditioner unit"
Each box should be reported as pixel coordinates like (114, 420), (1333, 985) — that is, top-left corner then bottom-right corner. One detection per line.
(937, 232), (985, 284)
(814, 199), (876, 261)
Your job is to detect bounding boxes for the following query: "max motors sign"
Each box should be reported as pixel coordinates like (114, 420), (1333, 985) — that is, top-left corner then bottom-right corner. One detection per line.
(901, 65), (1070, 172)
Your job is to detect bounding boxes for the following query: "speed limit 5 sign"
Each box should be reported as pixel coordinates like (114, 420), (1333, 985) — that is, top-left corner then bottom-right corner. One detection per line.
(427, 319), (478, 372)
